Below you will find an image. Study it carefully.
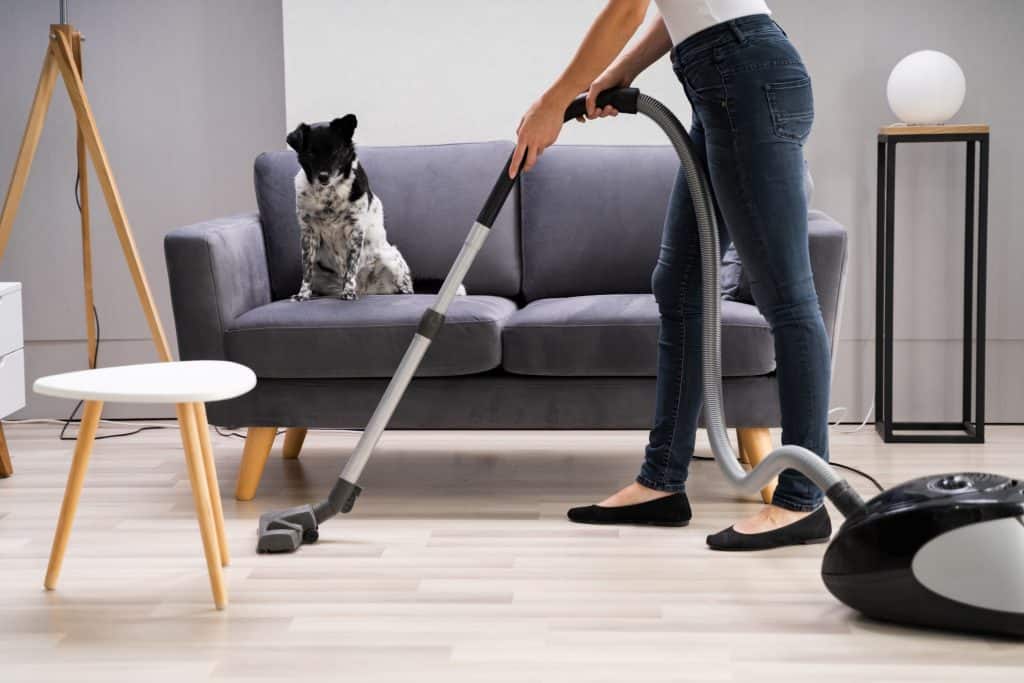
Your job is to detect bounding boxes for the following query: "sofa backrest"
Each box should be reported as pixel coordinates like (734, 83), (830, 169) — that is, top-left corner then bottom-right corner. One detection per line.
(519, 145), (679, 302)
(254, 141), (521, 300)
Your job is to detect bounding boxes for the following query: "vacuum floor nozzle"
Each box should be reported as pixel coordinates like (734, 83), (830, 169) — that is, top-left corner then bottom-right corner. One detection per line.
(256, 505), (319, 553)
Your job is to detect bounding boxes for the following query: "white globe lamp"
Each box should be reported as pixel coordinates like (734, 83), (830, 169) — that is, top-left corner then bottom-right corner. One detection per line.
(886, 50), (966, 125)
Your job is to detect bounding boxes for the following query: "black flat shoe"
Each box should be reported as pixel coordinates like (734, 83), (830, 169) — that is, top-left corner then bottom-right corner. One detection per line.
(567, 492), (691, 527)
(706, 506), (831, 551)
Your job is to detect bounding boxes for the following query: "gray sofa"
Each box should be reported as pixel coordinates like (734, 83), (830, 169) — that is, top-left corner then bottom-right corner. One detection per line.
(164, 141), (847, 499)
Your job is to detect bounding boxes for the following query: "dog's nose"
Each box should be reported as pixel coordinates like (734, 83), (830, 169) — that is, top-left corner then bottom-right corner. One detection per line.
(317, 172), (330, 184)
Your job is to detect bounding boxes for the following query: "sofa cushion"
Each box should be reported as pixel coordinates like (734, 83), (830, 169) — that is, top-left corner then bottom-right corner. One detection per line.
(502, 294), (774, 377)
(254, 141), (521, 301)
(225, 295), (517, 378)
(520, 145), (679, 302)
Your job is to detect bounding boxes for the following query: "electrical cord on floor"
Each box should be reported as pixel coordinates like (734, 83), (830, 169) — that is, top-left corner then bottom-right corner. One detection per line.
(212, 427), (360, 439)
(214, 426), (285, 439)
(829, 399), (875, 434)
(830, 462), (884, 492)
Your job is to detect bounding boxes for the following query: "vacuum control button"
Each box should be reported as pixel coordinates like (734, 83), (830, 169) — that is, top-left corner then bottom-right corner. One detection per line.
(936, 475), (971, 490)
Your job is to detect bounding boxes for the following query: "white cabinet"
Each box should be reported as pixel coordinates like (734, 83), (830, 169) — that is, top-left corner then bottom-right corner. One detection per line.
(0, 283), (25, 419)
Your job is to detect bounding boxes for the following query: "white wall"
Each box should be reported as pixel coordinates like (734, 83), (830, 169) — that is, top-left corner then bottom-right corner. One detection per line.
(284, 0), (683, 146)
(285, 0), (1024, 423)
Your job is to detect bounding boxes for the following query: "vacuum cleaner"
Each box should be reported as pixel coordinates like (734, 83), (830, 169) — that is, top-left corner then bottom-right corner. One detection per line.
(257, 88), (1024, 638)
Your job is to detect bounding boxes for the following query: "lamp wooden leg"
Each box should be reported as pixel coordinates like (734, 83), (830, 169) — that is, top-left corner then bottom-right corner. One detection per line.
(176, 404), (227, 610)
(736, 427), (777, 504)
(45, 400), (103, 590)
(235, 427), (278, 501)
(0, 423), (12, 478)
(48, 28), (172, 363)
(71, 30), (97, 368)
(282, 427), (307, 460)
(0, 46), (58, 260)
(192, 404), (229, 566)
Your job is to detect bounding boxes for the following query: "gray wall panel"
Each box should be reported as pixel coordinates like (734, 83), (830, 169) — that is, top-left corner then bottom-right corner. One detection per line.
(0, 0), (285, 417)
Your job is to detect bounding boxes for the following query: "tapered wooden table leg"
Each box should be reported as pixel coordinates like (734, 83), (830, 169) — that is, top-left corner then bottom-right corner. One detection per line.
(736, 429), (750, 466)
(235, 427), (277, 501)
(192, 404), (229, 567)
(0, 423), (13, 478)
(736, 427), (777, 504)
(176, 404), (227, 610)
(72, 29), (97, 369)
(282, 427), (307, 460)
(45, 400), (103, 590)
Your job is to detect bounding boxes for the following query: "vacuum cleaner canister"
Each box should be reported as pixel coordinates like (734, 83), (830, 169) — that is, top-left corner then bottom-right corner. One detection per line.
(822, 472), (1024, 637)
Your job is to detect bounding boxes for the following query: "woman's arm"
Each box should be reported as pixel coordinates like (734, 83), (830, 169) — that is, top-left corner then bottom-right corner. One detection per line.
(579, 16), (672, 122)
(509, 0), (650, 178)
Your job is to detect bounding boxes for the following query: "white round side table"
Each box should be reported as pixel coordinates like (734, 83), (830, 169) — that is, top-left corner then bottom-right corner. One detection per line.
(33, 360), (256, 610)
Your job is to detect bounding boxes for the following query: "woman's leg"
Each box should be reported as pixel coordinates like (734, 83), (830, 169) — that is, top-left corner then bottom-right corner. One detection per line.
(640, 117), (725, 492)
(593, 117), (728, 508)
(697, 61), (831, 524)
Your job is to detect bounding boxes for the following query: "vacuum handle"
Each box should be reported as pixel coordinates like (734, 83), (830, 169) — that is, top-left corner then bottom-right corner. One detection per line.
(477, 88), (641, 226)
(563, 87), (640, 122)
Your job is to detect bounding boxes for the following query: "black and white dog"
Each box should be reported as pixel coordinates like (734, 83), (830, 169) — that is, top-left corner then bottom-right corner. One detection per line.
(286, 115), (413, 300)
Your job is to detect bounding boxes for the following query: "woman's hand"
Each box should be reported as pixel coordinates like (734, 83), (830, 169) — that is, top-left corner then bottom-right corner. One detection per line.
(509, 95), (567, 178)
(506, 1), (654, 179)
(578, 63), (635, 123)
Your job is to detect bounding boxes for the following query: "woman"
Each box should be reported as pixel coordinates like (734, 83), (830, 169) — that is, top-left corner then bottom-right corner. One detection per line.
(512, 0), (831, 550)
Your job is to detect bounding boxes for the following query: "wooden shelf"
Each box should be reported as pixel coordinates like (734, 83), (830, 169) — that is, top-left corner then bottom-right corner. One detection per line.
(880, 123), (989, 136)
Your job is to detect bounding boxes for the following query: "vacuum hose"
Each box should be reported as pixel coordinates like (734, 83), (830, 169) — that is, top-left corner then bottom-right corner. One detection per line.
(572, 89), (866, 517)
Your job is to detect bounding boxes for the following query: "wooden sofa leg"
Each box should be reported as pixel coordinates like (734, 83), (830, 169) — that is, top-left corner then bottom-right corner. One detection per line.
(235, 427), (277, 501)
(736, 427), (777, 504)
(0, 423), (12, 478)
(282, 427), (307, 460)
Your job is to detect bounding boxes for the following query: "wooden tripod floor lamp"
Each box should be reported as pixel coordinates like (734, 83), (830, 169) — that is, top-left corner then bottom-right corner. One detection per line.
(0, 3), (173, 476)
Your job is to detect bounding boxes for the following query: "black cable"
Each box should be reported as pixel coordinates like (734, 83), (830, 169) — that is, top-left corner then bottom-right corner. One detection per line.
(215, 426), (248, 439)
(214, 426), (285, 439)
(829, 461), (885, 492)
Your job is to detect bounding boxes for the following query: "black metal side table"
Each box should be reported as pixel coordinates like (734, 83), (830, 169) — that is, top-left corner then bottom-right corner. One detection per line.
(876, 123), (989, 443)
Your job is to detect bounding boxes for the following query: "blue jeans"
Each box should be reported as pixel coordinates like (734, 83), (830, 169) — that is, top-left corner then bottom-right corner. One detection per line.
(637, 15), (830, 512)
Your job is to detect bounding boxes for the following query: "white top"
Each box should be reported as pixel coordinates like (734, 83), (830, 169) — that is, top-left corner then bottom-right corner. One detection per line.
(33, 361), (257, 404)
(0, 282), (21, 296)
(653, 0), (772, 45)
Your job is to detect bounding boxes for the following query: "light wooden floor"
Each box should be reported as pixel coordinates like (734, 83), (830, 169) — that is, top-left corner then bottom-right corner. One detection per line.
(1, 423), (1023, 681)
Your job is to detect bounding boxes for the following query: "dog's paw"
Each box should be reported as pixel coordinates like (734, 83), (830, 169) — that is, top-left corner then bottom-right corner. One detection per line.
(338, 288), (358, 301)
(292, 286), (313, 302)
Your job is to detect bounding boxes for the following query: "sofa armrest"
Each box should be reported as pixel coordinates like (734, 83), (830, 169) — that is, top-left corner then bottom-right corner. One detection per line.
(807, 210), (849, 357)
(164, 213), (272, 361)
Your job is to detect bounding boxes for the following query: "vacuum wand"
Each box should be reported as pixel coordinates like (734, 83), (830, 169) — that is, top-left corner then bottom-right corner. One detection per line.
(256, 87), (864, 553)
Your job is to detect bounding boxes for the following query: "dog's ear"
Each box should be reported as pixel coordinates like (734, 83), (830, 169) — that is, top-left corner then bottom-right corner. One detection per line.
(286, 123), (310, 153)
(330, 114), (358, 140)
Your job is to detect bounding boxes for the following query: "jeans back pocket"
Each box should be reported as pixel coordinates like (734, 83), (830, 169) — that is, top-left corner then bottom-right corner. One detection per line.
(765, 76), (814, 143)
